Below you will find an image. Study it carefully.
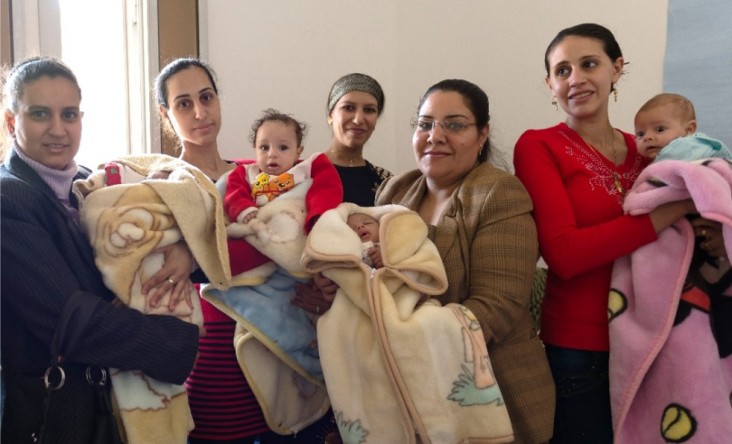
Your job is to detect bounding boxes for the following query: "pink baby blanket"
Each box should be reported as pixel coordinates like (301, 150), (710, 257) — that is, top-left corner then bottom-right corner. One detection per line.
(609, 158), (732, 443)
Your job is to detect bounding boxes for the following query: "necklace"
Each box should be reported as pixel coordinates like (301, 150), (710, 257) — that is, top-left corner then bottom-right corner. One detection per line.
(580, 129), (625, 195)
(329, 147), (364, 167)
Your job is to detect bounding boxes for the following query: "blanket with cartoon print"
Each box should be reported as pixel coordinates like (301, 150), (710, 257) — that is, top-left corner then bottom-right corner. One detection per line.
(301, 202), (514, 444)
(609, 158), (732, 444)
(73, 154), (230, 444)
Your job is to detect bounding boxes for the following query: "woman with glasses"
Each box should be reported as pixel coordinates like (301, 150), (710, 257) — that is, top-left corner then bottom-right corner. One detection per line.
(376, 79), (555, 443)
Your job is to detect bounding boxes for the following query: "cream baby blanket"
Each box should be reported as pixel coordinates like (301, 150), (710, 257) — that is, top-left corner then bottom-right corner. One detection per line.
(203, 180), (330, 435)
(301, 203), (514, 444)
(74, 154), (231, 444)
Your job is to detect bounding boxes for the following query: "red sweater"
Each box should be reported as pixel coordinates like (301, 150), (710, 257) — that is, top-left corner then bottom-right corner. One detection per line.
(514, 123), (656, 351)
(224, 152), (343, 233)
(223, 153), (343, 275)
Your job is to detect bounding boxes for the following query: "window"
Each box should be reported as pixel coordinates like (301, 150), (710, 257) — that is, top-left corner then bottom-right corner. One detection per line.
(11, 0), (160, 168)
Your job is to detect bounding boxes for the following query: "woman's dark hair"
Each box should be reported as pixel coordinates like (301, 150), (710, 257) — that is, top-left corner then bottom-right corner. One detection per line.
(2, 56), (81, 113)
(154, 57), (218, 109)
(544, 23), (624, 77)
(249, 108), (308, 146)
(417, 79), (491, 163)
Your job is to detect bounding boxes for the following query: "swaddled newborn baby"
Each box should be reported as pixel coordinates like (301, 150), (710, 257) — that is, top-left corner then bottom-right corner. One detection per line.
(346, 212), (383, 268)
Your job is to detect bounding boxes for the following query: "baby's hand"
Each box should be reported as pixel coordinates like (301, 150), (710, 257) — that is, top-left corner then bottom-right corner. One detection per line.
(367, 244), (383, 268)
(147, 170), (170, 180)
(242, 209), (258, 224)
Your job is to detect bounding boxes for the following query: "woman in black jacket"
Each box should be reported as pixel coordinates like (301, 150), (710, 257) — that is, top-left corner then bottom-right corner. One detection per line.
(0, 57), (201, 443)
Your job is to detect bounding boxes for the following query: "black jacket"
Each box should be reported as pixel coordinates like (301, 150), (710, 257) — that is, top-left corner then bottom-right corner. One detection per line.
(1, 150), (199, 443)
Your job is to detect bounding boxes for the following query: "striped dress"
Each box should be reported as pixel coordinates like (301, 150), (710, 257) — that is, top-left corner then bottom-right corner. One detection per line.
(186, 292), (270, 440)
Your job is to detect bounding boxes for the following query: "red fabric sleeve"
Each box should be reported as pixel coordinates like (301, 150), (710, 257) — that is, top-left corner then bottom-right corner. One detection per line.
(303, 153), (344, 233)
(514, 127), (657, 280)
(223, 164), (256, 222)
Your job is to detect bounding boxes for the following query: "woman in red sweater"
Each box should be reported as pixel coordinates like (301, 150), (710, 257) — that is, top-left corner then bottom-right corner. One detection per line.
(513, 23), (705, 443)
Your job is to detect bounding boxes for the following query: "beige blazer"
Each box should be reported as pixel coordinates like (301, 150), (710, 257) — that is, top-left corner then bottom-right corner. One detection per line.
(377, 162), (555, 444)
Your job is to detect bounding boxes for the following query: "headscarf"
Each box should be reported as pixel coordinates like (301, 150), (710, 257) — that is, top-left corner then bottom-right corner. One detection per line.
(327, 73), (385, 115)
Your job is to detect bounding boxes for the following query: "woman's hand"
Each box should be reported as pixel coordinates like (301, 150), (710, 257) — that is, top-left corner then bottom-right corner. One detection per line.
(142, 241), (195, 311)
(649, 199), (697, 233)
(691, 217), (728, 260)
(293, 273), (338, 315)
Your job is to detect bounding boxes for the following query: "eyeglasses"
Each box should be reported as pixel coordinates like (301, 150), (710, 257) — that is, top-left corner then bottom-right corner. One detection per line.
(411, 119), (477, 134)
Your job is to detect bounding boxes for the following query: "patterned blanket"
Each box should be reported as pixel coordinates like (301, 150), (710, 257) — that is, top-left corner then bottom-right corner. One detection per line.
(609, 158), (732, 443)
(202, 180), (330, 435)
(301, 203), (514, 444)
(73, 154), (230, 444)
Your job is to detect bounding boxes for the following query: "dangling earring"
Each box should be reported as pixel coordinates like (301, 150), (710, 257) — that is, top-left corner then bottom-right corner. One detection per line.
(551, 96), (558, 111)
(327, 117), (333, 125)
(613, 87), (619, 103)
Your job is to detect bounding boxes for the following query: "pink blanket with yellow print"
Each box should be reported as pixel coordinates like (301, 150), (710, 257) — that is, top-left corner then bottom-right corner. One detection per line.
(609, 158), (732, 444)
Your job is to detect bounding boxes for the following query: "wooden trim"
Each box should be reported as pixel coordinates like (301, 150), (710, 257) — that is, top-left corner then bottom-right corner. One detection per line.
(1, 0), (13, 66)
(157, 0), (198, 155)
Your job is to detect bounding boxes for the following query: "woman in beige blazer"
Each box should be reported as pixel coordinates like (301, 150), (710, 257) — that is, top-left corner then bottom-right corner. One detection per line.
(376, 79), (555, 443)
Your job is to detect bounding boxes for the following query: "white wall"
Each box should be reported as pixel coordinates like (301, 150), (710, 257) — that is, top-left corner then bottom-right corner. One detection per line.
(200, 0), (668, 174)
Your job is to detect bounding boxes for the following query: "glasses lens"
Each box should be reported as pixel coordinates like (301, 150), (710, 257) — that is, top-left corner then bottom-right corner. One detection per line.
(415, 120), (434, 132)
(444, 122), (467, 132)
(414, 120), (473, 133)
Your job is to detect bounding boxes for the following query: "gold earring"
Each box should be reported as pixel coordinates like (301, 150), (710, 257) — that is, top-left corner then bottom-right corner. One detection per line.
(613, 87), (619, 102)
(551, 96), (558, 111)
(327, 117), (333, 125)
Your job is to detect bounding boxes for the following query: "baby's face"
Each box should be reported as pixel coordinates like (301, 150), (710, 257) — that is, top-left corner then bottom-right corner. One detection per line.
(634, 104), (693, 159)
(347, 213), (379, 243)
(254, 120), (303, 175)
